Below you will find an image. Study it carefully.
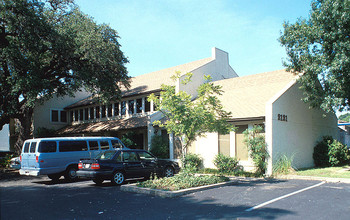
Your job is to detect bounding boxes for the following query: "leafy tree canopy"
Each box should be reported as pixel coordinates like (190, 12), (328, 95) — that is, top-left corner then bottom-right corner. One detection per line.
(279, 0), (350, 112)
(148, 72), (235, 158)
(0, 0), (129, 152)
(339, 113), (350, 122)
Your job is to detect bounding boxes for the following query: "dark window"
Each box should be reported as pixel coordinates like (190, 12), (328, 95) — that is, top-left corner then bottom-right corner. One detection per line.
(100, 141), (110, 150)
(96, 106), (100, 119)
(121, 101), (126, 116)
(97, 150), (116, 160)
(23, 143), (30, 153)
(128, 100), (134, 115)
(136, 98), (142, 113)
(114, 103), (120, 116)
(101, 105), (106, 118)
(108, 104), (112, 117)
(84, 108), (89, 120)
(61, 111), (67, 122)
(38, 141), (57, 153)
(30, 142), (37, 153)
(122, 151), (139, 162)
(88, 141), (99, 150)
(74, 110), (78, 121)
(138, 151), (155, 161)
(90, 107), (94, 119)
(51, 110), (59, 122)
(59, 141), (88, 152)
(145, 98), (151, 112)
(111, 140), (123, 148)
(70, 111), (74, 122)
(79, 109), (84, 121)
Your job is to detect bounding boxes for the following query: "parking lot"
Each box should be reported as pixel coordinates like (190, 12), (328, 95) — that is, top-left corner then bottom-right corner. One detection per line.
(1, 174), (350, 219)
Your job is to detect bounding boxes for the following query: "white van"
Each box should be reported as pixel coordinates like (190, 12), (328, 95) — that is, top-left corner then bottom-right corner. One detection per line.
(19, 137), (126, 181)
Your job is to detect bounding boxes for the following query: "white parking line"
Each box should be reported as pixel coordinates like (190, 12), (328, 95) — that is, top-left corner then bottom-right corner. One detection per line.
(245, 181), (325, 212)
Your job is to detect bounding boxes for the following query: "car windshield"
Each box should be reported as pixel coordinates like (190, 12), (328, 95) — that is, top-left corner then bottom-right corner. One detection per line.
(96, 150), (117, 160)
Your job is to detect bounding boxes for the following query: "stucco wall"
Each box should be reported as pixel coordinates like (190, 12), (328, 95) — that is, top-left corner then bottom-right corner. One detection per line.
(179, 48), (238, 98)
(266, 82), (338, 174)
(33, 90), (91, 132)
(0, 124), (10, 152)
(190, 133), (219, 168)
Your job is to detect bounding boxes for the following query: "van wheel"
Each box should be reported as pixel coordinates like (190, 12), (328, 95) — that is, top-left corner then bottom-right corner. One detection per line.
(111, 171), (125, 185)
(64, 165), (78, 181)
(48, 174), (61, 182)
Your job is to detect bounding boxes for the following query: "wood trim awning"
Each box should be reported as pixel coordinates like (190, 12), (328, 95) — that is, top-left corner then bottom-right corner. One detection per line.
(57, 116), (149, 135)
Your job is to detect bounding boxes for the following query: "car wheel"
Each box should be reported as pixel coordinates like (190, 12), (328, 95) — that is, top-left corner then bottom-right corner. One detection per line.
(111, 171), (125, 185)
(64, 165), (78, 181)
(47, 173), (61, 182)
(164, 167), (174, 177)
(93, 178), (104, 185)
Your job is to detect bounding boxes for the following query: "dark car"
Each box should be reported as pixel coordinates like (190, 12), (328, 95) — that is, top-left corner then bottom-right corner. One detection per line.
(76, 149), (180, 185)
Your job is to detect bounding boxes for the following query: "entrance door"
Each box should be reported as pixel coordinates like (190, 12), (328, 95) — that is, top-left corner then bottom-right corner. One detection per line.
(235, 125), (249, 161)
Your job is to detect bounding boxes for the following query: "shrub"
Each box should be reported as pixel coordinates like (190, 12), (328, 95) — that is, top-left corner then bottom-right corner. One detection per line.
(243, 125), (269, 175)
(34, 127), (56, 138)
(120, 132), (137, 148)
(181, 153), (203, 172)
(328, 140), (350, 166)
(213, 153), (239, 174)
(0, 154), (14, 168)
(313, 136), (333, 167)
(273, 154), (295, 175)
(150, 135), (169, 159)
(137, 172), (229, 191)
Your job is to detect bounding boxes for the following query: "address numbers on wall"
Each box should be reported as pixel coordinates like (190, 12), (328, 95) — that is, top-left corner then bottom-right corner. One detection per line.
(277, 114), (288, 122)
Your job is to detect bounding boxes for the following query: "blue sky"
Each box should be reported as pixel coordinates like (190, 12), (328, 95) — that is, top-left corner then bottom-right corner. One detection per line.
(75, 0), (312, 77)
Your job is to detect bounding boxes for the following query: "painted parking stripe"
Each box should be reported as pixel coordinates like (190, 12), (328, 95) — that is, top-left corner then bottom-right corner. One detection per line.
(245, 181), (325, 212)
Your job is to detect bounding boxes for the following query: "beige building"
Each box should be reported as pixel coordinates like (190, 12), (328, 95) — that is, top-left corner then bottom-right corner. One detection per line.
(31, 48), (339, 174)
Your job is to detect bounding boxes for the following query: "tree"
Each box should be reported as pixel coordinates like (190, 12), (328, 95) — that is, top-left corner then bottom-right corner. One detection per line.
(243, 125), (269, 175)
(339, 113), (350, 122)
(279, 0), (350, 112)
(148, 72), (235, 159)
(0, 0), (129, 153)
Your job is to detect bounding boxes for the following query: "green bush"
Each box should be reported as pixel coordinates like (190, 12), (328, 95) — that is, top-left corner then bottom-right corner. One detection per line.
(243, 125), (269, 175)
(137, 172), (229, 191)
(213, 153), (239, 174)
(313, 136), (333, 167)
(120, 132), (137, 148)
(328, 140), (350, 166)
(181, 153), (203, 172)
(150, 135), (169, 159)
(0, 154), (14, 168)
(34, 127), (56, 138)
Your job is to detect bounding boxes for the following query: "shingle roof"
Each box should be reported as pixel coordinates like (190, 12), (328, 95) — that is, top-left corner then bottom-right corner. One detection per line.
(57, 116), (149, 135)
(215, 69), (297, 118)
(65, 57), (213, 109)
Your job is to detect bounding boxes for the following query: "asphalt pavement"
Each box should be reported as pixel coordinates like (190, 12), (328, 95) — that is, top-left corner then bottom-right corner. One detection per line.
(1, 174), (350, 219)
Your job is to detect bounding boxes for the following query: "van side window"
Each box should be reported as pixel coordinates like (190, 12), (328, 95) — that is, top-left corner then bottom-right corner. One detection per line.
(23, 143), (30, 153)
(59, 141), (88, 152)
(100, 141), (109, 150)
(38, 141), (57, 153)
(89, 141), (99, 151)
(30, 142), (37, 153)
(111, 140), (123, 148)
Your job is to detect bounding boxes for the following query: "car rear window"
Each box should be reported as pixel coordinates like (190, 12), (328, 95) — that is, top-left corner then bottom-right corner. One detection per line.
(30, 142), (37, 153)
(23, 142), (30, 153)
(59, 141), (88, 152)
(97, 150), (116, 160)
(38, 141), (57, 153)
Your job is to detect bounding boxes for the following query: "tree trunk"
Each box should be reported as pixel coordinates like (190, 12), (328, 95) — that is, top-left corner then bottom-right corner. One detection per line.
(14, 108), (33, 154)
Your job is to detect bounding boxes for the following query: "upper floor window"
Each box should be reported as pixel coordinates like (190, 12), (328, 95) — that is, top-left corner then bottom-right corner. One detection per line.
(51, 109), (67, 123)
(128, 100), (134, 115)
(136, 98), (142, 113)
(114, 102), (120, 116)
(121, 101), (126, 116)
(108, 104), (112, 117)
(145, 98), (151, 112)
(101, 105), (106, 118)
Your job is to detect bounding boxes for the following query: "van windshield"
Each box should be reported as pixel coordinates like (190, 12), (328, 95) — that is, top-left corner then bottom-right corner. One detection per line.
(96, 150), (117, 160)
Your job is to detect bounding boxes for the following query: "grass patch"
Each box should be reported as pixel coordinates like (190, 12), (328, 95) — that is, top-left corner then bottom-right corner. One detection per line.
(296, 166), (350, 179)
(137, 172), (229, 191)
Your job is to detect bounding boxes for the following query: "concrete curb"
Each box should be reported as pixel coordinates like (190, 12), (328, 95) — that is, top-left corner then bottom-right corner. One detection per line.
(120, 179), (237, 198)
(277, 175), (350, 184)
